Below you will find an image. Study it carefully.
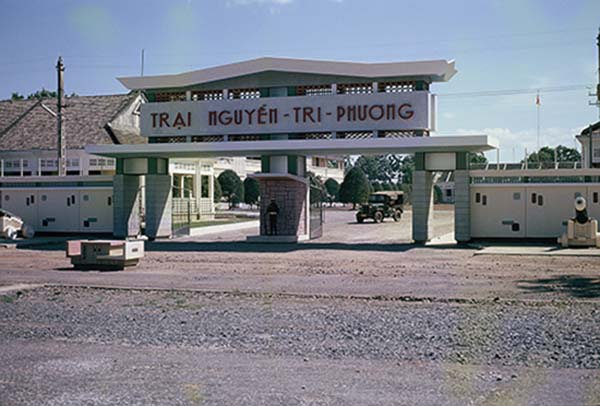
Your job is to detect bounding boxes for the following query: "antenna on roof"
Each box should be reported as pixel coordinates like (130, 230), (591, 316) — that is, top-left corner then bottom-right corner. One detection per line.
(56, 56), (66, 177)
(141, 49), (145, 77)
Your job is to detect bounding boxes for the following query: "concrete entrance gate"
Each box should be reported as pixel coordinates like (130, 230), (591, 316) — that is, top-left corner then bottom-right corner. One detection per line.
(89, 137), (497, 243)
(86, 57), (498, 243)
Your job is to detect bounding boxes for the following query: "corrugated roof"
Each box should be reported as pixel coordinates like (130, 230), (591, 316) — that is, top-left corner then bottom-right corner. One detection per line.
(0, 94), (145, 151)
(118, 57), (457, 90)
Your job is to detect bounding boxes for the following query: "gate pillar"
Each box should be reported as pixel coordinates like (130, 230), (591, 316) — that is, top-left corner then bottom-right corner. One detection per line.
(412, 170), (434, 243)
(145, 158), (171, 239)
(454, 152), (471, 243)
(113, 174), (143, 238)
(412, 152), (434, 243)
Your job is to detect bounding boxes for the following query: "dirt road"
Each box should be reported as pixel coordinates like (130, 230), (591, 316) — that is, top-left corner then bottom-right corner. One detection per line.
(0, 209), (597, 302)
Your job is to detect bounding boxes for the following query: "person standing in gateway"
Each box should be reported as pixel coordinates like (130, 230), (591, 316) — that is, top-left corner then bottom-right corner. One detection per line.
(266, 200), (279, 235)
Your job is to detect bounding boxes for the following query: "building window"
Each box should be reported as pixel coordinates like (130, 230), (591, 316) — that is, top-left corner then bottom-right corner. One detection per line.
(338, 83), (373, 94)
(379, 81), (415, 93)
(445, 189), (452, 197)
(475, 192), (481, 203)
(155, 92), (186, 102)
(192, 90), (224, 101)
(172, 176), (181, 198)
(201, 175), (210, 198)
(594, 192), (599, 204)
(296, 85), (332, 96)
(229, 89), (260, 99)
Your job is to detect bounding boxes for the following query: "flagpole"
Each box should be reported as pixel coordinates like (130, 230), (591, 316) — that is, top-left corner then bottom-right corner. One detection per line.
(536, 90), (541, 153)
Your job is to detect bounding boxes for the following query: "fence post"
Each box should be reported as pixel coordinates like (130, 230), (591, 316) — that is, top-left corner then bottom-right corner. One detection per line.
(187, 198), (192, 228)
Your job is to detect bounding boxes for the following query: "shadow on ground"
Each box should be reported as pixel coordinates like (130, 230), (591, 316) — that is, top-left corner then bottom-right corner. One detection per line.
(15, 239), (465, 253)
(518, 275), (600, 299)
(143, 240), (465, 254)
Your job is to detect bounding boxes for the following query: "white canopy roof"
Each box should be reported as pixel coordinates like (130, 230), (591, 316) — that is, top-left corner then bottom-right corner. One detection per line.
(87, 135), (496, 159)
(118, 57), (457, 90)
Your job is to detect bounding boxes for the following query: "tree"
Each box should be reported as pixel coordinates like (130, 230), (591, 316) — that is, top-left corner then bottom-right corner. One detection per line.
(527, 145), (581, 164)
(555, 145), (581, 162)
(8, 88), (76, 102)
(308, 172), (326, 205)
(324, 178), (340, 205)
(371, 181), (382, 192)
(27, 88), (57, 100)
(243, 177), (260, 207)
(398, 155), (415, 185)
(434, 185), (443, 204)
(354, 155), (396, 183)
(213, 177), (222, 203)
(339, 167), (370, 209)
(469, 152), (488, 166)
(217, 169), (244, 208)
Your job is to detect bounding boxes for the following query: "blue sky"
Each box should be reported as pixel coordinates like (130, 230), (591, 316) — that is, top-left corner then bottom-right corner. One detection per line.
(1, 0), (599, 160)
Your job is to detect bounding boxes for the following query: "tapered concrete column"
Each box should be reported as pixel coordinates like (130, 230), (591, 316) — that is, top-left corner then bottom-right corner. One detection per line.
(145, 174), (172, 239)
(454, 170), (471, 243)
(113, 174), (142, 238)
(412, 170), (434, 243)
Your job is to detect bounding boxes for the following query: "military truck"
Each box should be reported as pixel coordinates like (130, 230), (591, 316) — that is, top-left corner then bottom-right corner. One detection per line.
(0, 208), (34, 239)
(356, 191), (404, 223)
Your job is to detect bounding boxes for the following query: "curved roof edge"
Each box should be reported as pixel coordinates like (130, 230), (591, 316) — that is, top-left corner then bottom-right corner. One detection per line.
(117, 57), (457, 90)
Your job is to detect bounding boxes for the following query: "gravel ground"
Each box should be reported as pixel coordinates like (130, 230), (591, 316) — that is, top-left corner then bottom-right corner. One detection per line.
(1, 287), (599, 405)
(3, 287), (600, 369)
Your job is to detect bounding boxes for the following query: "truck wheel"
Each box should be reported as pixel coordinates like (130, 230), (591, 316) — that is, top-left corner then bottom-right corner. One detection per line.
(21, 224), (35, 239)
(4, 226), (17, 240)
(374, 211), (384, 223)
(356, 214), (364, 223)
(393, 210), (402, 222)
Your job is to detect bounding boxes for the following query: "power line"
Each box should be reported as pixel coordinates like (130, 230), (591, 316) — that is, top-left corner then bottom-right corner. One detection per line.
(438, 84), (591, 98)
(0, 27), (595, 69)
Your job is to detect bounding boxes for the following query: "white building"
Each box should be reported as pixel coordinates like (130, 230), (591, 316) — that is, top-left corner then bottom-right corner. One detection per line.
(0, 93), (215, 233)
(214, 156), (344, 183)
(577, 121), (600, 168)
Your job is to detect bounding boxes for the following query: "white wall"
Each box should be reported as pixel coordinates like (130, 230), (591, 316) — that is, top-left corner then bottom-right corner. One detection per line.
(471, 183), (600, 238)
(1, 180), (113, 233)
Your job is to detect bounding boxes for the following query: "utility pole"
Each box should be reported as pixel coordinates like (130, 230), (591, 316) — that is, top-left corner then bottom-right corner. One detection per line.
(597, 26), (600, 115)
(586, 27), (600, 168)
(590, 27), (600, 118)
(141, 49), (145, 77)
(56, 56), (66, 177)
